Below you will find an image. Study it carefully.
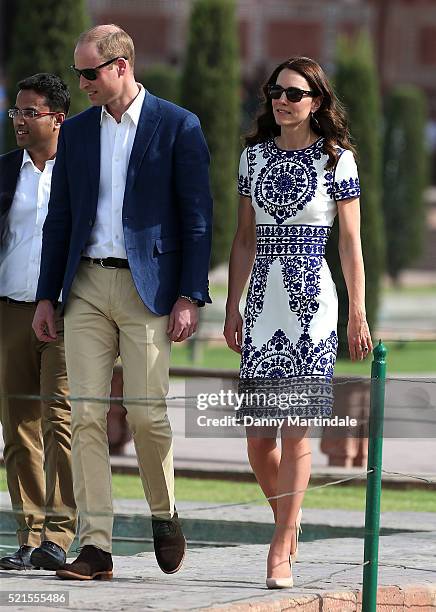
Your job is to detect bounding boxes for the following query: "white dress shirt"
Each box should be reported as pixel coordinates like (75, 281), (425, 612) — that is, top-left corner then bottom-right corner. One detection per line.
(83, 84), (146, 259)
(0, 150), (55, 301)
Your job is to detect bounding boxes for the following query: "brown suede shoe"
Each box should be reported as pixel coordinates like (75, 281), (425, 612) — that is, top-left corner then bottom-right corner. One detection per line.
(56, 545), (113, 580)
(152, 511), (186, 574)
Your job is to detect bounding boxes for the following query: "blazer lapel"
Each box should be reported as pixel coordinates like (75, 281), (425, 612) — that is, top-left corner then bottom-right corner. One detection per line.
(124, 91), (162, 201)
(84, 107), (101, 214)
(0, 149), (23, 214)
(0, 149), (23, 250)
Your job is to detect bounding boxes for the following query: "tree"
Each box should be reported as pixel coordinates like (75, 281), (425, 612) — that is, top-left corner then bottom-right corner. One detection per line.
(326, 33), (385, 357)
(382, 86), (428, 281)
(180, 0), (240, 267)
(4, 0), (89, 150)
(140, 64), (180, 105)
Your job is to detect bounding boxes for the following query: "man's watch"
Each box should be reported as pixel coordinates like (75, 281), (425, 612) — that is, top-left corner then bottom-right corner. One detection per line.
(179, 295), (200, 305)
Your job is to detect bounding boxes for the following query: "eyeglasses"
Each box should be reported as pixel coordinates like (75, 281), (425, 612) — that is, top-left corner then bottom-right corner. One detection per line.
(267, 84), (316, 103)
(8, 108), (59, 120)
(70, 56), (126, 81)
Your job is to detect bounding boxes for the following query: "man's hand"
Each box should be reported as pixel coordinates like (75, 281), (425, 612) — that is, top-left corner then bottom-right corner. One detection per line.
(167, 297), (199, 342)
(32, 299), (57, 342)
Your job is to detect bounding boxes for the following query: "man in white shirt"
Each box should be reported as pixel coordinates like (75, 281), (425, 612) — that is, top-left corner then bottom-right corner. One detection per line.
(0, 74), (76, 571)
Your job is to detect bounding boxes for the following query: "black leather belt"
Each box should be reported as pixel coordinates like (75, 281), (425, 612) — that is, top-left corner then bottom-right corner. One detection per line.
(81, 257), (130, 269)
(0, 296), (37, 305)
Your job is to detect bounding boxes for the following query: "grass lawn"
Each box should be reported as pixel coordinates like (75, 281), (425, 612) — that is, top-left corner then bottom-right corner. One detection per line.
(171, 341), (436, 374)
(383, 284), (436, 295)
(1, 469), (432, 513)
(120, 475), (436, 512)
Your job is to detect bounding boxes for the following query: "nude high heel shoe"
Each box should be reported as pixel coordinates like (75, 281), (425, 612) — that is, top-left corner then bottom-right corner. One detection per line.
(266, 560), (294, 589)
(291, 507), (302, 563)
(266, 509), (302, 589)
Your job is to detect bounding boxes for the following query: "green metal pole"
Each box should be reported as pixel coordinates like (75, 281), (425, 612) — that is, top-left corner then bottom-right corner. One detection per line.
(362, 340), (388, 612)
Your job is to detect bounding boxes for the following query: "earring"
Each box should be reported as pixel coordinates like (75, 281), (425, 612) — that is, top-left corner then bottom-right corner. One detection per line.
(311, 111), (320, 129)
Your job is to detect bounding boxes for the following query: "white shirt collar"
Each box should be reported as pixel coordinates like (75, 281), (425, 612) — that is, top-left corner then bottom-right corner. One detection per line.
(21, 149), (55, 172)
(100, 83), (145, 126)
(21, 149), (34, 169)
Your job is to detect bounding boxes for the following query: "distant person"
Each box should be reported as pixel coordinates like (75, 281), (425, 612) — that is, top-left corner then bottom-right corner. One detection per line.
(0, 73), (76, 572)
(32, 25), (212, 580)
(224, 57), (372, 588)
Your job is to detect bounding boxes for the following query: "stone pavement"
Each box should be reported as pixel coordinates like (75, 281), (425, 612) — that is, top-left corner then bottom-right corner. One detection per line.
(1, 495), (435, 611)
(0, 528), (434, 611)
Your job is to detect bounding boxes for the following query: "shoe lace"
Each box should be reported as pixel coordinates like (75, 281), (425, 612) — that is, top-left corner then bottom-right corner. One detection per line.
(75, 545), (110, 561)
(153, 519), (176, 538)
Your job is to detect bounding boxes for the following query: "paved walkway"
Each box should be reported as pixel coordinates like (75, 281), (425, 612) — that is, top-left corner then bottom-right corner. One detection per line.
(0, 498), (435, 611)
(1, 538), (435, 611)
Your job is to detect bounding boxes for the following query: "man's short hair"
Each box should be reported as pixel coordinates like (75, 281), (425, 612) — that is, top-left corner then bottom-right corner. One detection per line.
(77, 24), (135, 70)
(17, 73), (71, 115)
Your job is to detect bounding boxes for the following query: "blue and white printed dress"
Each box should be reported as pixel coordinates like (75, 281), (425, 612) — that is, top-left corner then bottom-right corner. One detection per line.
(237, 137), (360, 419)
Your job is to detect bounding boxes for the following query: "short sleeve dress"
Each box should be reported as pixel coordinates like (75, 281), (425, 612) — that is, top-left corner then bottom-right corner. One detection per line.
(237, 137), (360, 420)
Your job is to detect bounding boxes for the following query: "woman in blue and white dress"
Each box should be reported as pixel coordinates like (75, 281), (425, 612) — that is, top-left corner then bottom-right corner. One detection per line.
(224, 57), (372, 589)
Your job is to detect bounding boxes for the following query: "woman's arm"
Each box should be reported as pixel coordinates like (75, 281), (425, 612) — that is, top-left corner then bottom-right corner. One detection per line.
(337, 197), (373, 361)
(224, 196), (256, 353)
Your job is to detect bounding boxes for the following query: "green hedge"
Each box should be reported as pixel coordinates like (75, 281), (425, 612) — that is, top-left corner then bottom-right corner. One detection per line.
(382, 86), (428, 281)
(327, 33), (385, 357)
(140, 64), (180, 105)
(5, 0), (89, 150)
(180, 0), (240, 267)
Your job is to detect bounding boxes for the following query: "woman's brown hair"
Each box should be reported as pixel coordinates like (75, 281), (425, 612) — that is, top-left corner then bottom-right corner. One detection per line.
(245, 57), (356, 169)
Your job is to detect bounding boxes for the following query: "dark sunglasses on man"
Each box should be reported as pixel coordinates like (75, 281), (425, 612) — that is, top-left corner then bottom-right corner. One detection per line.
(70, 56), (127, 81)
(267, 84), (317, 103)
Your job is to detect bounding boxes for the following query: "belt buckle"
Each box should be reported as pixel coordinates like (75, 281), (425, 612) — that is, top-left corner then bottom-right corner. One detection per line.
(99, 258), (116, 269)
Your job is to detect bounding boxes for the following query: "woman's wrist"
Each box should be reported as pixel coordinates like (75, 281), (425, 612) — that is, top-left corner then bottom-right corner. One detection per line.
(348, 306), (366, 321)
(226, 299), (241, 313)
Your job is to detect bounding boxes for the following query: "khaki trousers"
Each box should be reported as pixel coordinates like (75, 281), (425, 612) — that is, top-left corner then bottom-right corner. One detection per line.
(0, 301), (76, 550)
(64, 261), (174, 553)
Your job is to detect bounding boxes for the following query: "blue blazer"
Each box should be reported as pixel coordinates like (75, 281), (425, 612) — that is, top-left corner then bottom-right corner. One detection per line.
(0, 149), (23, 253)
(36, 91), (213, 315)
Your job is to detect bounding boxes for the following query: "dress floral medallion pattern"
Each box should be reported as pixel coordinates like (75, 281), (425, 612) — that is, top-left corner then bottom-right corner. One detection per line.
(252, 138), (324, 224)
(237, 138), (361, 420)
(240, 329), (338, 380)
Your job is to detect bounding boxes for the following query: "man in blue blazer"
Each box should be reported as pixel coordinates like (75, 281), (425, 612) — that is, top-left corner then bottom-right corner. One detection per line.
(33, 25), (213, 581)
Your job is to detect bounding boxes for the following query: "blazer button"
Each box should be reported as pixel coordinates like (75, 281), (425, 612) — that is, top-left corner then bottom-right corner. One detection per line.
(89, 219), (93, 227)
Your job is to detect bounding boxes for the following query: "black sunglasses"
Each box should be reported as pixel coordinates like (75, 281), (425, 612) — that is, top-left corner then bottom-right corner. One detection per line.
(268, 84), (316, 103)
(70, 56), (127, 81)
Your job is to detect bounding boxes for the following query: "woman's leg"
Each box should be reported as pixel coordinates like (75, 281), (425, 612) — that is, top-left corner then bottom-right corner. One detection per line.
(246, 426), (280, 520)
(267, 427), (311, 579)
